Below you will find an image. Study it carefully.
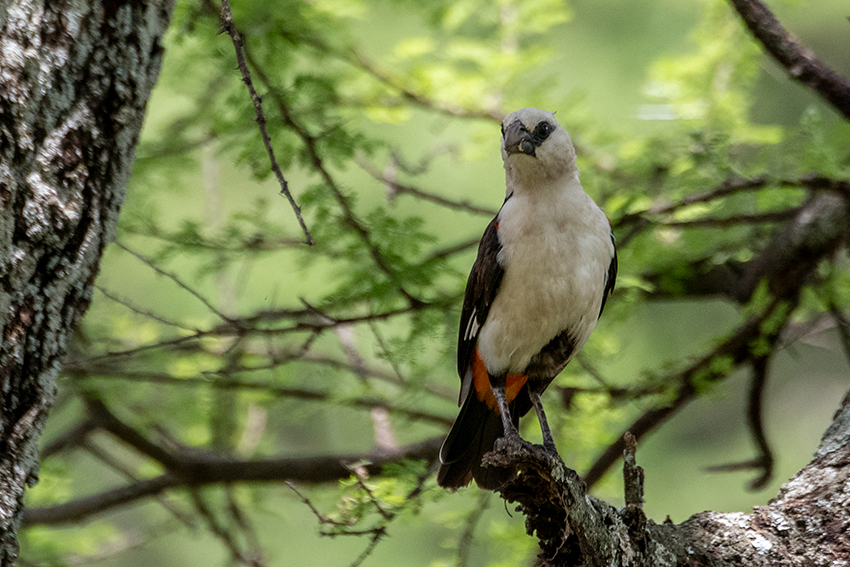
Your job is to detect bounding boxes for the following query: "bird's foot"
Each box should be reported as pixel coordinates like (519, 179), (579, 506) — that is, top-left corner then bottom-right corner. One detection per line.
(493, 434), (556, 464)
(542, 440), (561, 459)
(494, 432), (534, 456)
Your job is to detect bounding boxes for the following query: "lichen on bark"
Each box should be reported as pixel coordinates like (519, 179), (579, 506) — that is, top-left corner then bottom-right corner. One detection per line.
(0, 1), (174, 563)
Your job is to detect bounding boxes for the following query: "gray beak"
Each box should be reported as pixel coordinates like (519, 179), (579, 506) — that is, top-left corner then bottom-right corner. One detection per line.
(503, 120), (536, 157)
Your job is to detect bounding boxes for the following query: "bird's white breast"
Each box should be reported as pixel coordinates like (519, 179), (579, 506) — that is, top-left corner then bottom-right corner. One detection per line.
(477, 178), (612, 375)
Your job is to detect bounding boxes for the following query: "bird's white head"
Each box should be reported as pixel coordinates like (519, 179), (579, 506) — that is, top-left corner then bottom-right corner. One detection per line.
(500, 108), (578, 189)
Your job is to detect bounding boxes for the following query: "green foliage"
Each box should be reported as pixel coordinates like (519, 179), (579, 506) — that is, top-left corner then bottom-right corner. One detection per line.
(25, 0), (850, 565)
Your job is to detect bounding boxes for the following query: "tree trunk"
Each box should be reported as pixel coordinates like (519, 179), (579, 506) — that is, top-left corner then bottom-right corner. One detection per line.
(0, 1), (174, 563)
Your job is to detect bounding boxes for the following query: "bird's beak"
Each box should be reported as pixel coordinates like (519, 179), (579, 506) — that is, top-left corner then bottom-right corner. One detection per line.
(503, 120), (536, 157)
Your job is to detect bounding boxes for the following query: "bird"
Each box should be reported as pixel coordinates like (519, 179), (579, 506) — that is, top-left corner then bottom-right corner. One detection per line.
(437, 107), (617, 490)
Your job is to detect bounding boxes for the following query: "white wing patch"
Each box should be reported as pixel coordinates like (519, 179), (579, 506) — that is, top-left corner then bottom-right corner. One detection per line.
(464, 307), (480, 341)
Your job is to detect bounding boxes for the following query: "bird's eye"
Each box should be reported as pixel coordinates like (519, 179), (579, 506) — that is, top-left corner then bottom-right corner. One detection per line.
(536, 122), (553, 138)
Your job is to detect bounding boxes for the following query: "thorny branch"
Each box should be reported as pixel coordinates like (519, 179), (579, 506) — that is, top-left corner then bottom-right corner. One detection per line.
(218, 0), (314, 245)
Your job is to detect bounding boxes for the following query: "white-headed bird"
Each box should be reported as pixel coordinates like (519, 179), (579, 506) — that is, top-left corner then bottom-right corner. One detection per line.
(437, 108), (617, 490)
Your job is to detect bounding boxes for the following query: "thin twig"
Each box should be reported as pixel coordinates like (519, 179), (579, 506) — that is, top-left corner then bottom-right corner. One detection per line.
(73, 369), (453, 426)
(828, 301), (850, 368)
(190, 489), (263, 566)
(359, 159), (497, 217)
(350, 50), (503, 122)
(285, 481), (351, 528)
(705, 355), (774, 490)
(95, 285), (200, 332)
(617, 176), (774, 225)
(115, 241), (232, 322)
(219, 0), (314, 245)
(656, 207), (801, 229)
(424, 237), (480, 261)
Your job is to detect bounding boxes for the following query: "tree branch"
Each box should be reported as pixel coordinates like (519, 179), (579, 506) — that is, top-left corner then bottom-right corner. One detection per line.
(241, 47), (424, 307)
(585, 191), (850, 487)
(727, 0), (850, 120)
(24, 433), (442, 527)
(218, 0), (314, 244)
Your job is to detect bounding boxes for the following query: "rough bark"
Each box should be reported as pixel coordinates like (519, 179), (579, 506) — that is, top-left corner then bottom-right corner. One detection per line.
(484, 389), (850, 566)
(0, 1), (174, 564)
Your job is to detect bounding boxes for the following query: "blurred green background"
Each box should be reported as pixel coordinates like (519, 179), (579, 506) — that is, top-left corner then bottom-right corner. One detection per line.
(20, 0), (850, 565)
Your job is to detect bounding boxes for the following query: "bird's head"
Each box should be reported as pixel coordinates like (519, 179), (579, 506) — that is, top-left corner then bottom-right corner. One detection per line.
(500, 108), (578, 186)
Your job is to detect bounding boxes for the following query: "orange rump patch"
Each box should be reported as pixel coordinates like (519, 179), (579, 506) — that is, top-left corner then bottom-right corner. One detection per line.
(471, 347), (527, 413)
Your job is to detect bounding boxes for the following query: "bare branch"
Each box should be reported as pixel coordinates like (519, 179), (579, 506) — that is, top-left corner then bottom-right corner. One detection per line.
(727, 0), (850, 120)
(616, 176), (850, 248)
(190, 489), (264, 567)
(218, 0), (314, 244)
(657, 207), (801, 229)
(40, 420), (97, 459)
(583, 294), (792, 489)
(24, 420), (443, 527)
(424, 237), (481, 261)
(706, 356), (775, 490)
(83, 441), (197, 529)
(285, 481), (351, 529)
(75, 369), (454, 426)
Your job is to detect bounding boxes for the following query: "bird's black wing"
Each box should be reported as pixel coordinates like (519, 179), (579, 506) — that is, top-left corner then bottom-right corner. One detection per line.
(456, 215), (504, 393)
(598, 231), (617, 318)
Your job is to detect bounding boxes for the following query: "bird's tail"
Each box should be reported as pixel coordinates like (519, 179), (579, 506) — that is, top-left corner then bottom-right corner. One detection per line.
(436, 390), (523, 490)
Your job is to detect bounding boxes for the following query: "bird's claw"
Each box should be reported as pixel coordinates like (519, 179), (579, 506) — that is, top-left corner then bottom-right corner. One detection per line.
(542, 441), (560, 458)
(494, 435), (559, 464)
(494, 434), (534, 456)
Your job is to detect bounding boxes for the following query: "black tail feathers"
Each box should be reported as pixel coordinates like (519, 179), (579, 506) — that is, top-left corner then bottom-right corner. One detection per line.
(437, 391), (522, 490)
